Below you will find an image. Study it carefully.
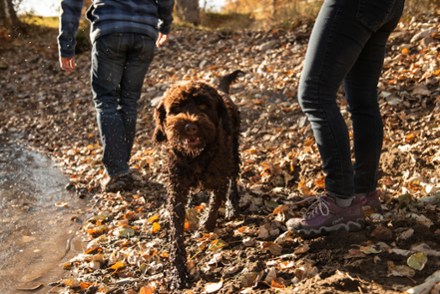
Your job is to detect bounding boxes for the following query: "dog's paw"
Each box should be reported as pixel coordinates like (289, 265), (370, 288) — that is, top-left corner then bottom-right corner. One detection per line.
(224, 206), (239, 220)
(202, 218), (217, 232)
(169, 268), (191, 290)
(225, 197), (240, 220)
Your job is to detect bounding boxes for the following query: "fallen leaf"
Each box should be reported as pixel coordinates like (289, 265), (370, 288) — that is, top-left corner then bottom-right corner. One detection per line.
(412, 84), (431, 96)
(397, 228), (414, 241)
(62, 279), (80, 288)
(371, 225), (393, 241)
(209, 239), (228, 252)
(406, 270), (440, 294)
(409, 213), (433, 228)
(359, 245), (382, 255)
(240, 271), (260, 288)
(272, 204), (289, 215)
(294, 263), (319, 281)
(294, 244), (310, 255)
(205, 280), (223, 293)
(80, 282), (92, 290)
(139, 284), (156, 294)
(242, 236), (256, 247)
(110, 261), (125, 271)
(118, 227), (135, 238)
(407, 252), (428, 271)
(148, 214), (159, 223)
(278, 260), (295, 270)
(387, 261), (415, 278)
(86, 225), (108, 237)
(151, 222), (160, 234)
(270, 279), (286, 289)
(262, 241), (283, 256)
(411, 243), (440, 257)
(264, 268), (277, 285)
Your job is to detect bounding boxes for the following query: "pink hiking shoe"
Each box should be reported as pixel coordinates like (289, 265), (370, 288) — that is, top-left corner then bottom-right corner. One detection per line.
(286, 195), (365, 238)
(354, 190), (383, 213)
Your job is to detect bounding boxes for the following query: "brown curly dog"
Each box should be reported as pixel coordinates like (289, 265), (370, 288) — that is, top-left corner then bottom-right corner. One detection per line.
(153, 71), (243, 289)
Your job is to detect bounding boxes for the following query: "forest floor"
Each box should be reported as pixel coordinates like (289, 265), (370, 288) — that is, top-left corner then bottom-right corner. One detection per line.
(0, 13), (439, 294)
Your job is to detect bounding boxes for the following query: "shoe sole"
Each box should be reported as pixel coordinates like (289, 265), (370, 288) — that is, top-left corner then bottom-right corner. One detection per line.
(297, 219), (365, 238)
(102, 180), (128, 193)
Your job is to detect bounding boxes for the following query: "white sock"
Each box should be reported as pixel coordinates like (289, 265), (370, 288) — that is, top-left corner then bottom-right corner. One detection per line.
(335, 197), (353, 207)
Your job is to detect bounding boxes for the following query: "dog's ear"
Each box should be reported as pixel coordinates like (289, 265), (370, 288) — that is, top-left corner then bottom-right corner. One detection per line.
(153, 102), (167, 143)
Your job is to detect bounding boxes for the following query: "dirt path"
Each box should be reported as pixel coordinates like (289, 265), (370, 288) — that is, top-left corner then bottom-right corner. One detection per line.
(0, 15), (439, 293)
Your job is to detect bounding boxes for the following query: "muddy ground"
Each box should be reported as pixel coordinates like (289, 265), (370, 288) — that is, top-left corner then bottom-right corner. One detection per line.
(0, 13), (439, 294)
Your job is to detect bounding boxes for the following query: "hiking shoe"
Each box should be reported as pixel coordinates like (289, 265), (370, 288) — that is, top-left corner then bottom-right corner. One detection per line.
(286, 195), (365, 238)
(354, 190), (383, 214)
(101, 173), (133, 193)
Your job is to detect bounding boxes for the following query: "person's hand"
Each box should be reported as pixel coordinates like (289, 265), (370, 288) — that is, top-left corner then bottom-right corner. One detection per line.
(59, 56), (76, 73)
(156, 33), (169, 48)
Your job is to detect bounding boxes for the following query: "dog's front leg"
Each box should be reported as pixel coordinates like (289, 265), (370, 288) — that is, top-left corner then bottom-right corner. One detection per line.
(225, 178), (240, 220)
(167, 182), (190, 289)
(203, 184), (228, 231)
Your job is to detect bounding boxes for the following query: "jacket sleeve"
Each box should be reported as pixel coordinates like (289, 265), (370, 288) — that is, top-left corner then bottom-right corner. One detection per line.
(157, 0), (174, 35)
(58, 0), (85, 57)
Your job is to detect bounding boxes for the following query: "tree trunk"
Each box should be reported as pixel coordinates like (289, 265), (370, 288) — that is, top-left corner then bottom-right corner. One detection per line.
(175, 0), (200, 25)
(0, 0), (7, 27)
(272, 0), (278, 18)
(0, 0), (22, 30)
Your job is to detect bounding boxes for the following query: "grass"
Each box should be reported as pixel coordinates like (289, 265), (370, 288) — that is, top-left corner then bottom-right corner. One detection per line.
(19, 15), (59, 29)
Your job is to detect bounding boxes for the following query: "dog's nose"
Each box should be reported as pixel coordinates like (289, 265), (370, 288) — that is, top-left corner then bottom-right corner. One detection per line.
(184, 122), (198, 136)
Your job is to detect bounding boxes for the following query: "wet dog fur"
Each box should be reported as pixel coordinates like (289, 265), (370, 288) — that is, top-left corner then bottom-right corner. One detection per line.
(153, 71), (243, 289)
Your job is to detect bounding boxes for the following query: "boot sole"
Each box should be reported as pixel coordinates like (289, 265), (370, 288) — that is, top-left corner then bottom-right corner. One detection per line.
(297, 219), (365, 238)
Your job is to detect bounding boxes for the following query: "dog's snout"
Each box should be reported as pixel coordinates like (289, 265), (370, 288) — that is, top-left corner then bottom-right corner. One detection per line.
(184, 122), (198, 135)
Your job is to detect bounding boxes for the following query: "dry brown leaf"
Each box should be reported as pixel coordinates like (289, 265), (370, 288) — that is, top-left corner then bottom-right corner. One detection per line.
(151, 222), (161, 234)
(110, 261), (125, 271)
(205, 280), (223, 293)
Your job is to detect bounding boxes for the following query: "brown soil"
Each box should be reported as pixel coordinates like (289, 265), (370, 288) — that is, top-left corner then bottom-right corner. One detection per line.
(0, 15), (439, 293)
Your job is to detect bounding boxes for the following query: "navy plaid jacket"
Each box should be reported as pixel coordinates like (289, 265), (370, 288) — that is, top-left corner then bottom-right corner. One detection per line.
(58, 0), (174, 57)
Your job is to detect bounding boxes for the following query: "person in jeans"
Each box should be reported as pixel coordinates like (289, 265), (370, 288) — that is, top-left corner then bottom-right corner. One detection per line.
(288, 0), (405, 236)
(58, 0), (174, 192)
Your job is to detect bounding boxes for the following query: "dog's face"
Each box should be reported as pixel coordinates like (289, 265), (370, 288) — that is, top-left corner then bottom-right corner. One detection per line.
(153, 82), (227, 157)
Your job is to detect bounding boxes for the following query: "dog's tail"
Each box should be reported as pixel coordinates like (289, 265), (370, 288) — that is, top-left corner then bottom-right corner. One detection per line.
(218, 70), (245, 94)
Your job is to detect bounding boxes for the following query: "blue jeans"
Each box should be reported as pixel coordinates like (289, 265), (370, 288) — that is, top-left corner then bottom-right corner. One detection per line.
(298, 0), (404, 198)
(91, 33), (155, 176)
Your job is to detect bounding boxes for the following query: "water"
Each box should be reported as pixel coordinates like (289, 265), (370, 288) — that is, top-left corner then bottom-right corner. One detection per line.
(0, 140), (86, 293)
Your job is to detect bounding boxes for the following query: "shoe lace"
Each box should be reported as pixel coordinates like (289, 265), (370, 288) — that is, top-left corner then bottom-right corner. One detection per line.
(305, 197), (330, 219)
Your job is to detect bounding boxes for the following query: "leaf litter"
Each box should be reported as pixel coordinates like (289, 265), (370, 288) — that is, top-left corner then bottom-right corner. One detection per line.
(0, 13), (439, 294)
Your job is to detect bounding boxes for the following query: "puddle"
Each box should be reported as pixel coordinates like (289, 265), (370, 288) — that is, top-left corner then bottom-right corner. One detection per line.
(0, 140), (86, 293)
